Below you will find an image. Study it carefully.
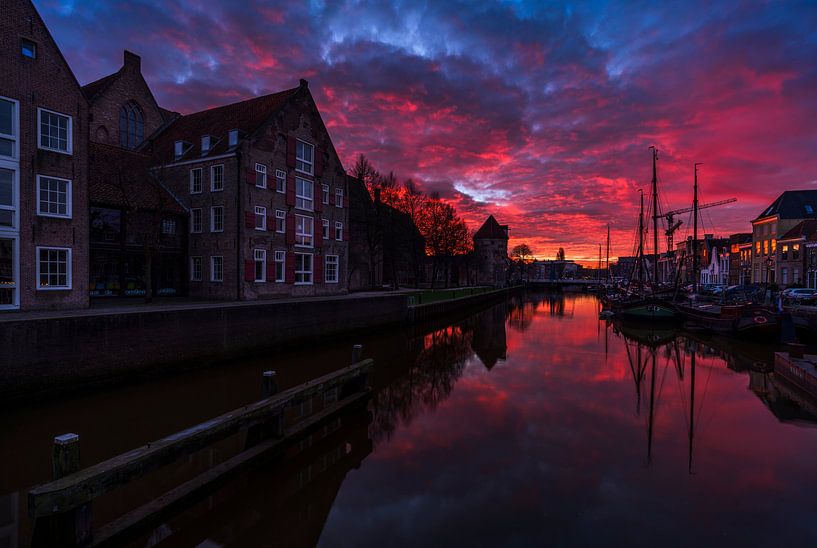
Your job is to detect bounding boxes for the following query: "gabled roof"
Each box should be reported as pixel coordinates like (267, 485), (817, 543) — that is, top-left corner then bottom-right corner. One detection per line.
(90, 142), (185, 214)
(781, 220), (817, 242)
(474, 215), (508, 240)
(81, 72), (119, 101)
(754, 190), (817, 221)
(149, 85), (301, 164)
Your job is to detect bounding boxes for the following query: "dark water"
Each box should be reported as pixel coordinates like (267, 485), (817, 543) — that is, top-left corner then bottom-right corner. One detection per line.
(3, 292), (817, 547)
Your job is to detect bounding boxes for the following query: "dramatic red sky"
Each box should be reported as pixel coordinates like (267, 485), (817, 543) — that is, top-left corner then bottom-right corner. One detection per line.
(39, 1), (817, 263)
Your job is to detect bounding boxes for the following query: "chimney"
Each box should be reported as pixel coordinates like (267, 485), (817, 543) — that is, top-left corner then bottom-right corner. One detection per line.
(124, 50), (141, 72)
(299, 78), (309, 88)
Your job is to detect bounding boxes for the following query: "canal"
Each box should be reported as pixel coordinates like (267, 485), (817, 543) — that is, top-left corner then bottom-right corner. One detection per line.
(3, 291), (817, 546)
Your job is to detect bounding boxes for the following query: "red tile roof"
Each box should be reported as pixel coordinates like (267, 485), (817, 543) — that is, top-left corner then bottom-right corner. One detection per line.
(149, 86), (301, 164)
(474, 215), (508, 240)
(90, 142), (185, 214)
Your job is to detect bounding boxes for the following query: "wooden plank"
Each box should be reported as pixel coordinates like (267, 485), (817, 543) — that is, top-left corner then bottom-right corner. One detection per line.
(29, 359), (372, 517)
(89, 391), (370, 547)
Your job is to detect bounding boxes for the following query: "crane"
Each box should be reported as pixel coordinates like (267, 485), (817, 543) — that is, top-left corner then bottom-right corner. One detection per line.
(661, 198), (737, 252)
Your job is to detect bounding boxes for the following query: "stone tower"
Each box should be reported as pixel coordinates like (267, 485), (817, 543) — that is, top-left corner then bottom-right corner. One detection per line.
(473, 215), (509, 287)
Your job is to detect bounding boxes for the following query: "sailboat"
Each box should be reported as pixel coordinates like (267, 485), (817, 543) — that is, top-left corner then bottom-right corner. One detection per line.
(617, 147), (681, 323)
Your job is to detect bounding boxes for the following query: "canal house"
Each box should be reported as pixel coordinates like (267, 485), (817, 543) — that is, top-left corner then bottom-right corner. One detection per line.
(1, 0), (90, 311)
(145, 79), (350, 300)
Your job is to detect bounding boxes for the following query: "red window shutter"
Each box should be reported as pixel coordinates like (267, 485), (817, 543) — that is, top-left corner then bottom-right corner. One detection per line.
(343, 193), (349, 209)
(286, 214), (296, 245)
(315, 147), (324, 177)
(286, 173), (296, 206)
(246, 169), (256, 185)
(285, 252), (296, 284)
(314, 195), (323, 213)
(266, 262), (275, 281)
(244, 260), (255, 282)
(314, 254), (323, 284)
(245, 211), (255, 228)
(286, 136), (296, 168)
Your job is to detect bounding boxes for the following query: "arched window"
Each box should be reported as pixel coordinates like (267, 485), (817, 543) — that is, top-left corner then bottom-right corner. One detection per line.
(119, 101), (144, 149)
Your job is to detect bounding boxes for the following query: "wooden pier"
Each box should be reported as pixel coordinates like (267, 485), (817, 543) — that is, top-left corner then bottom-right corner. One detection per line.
(773, 348), (817, 398)
(27, 348), (373, 547)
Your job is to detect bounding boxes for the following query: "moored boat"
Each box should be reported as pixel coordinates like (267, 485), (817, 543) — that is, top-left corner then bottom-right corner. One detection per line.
(678, 302), (780, 338)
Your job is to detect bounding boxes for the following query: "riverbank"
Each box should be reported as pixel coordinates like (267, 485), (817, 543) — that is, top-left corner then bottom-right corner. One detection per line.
(0, 286), (520, 404)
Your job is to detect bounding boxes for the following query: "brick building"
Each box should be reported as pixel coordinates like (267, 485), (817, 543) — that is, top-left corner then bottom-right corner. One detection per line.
(1, 0), (90, 311)
(473, 216), (509, 287)
(728, 233), (752, 285)
(145, 79), (349, 300)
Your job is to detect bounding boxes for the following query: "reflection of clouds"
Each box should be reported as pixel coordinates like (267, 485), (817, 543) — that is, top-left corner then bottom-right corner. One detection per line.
(322, 294), (817, 546)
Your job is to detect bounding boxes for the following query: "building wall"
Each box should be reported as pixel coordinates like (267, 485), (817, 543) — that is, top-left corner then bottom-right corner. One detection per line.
(751, 218), (801, 285)
(1, 0), (89, 311)
(474, 238), (508, 287)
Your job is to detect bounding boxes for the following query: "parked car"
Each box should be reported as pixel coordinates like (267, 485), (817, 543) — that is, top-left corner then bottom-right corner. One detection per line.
(782, 288), (817, 302)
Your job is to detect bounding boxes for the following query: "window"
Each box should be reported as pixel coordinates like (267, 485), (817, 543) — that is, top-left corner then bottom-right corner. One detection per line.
(295, 253), (313, 284)
(794, 244), (800, 260)
(335, 221), (343, 241)
(275, 169), (286, 193)
(211, 164), (224, 191)
(21, 39), (36, 59)
(335, 188), (343, 208)
(755, 241), (761, 254)
(295, 177), (313, 211)
(254, 249), (267, 282)
(38, 108), (72, 154)
(782, 267), (788, 285)
(0, 97), (18, 159)
(322, 218), (329, 239)
(36, 175), (71, 218)
(295, 214), (313, 247)
(0, 237), (18, 308)
(274, 250), (285, 282)
(190, 208), (202, 233)
(763, 240), (769, 255)
(228, 129), (239, 148)
(807, 205), (814, 214)
(191, 256), (202, 281)
(274, 209), (285, 233)
(162, 219), (176, 235)
(771, 239), (777, 254)
(119, 102), (143, 149)
(211, 256), (224, 282)
(794, 267), (800, 284)
(190, 168), (202, 194)
(36, 247), (71, 289)
(255, 164), (267, 189)
(782, 244), (789, 261)
(201, 135), (212, 154)
(211, 206), (224, 232)
(322, 184), (329, 204)
(295, 140), (314, 175)
(325, 255), (339, 283)
(175, 140), (192, 159)
(255, 206), (267, 231)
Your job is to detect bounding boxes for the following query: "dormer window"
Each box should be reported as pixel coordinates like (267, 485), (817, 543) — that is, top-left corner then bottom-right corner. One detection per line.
(174, 140), (191, 160)
(21, 39), (36, 59)
(228, 129), (239, 148)
(806, 205), (814, 214)
(201, 135), (212, 154)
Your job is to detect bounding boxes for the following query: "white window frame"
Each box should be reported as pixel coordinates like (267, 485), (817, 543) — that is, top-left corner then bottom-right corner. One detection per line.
(211, 164), (224, 192)
(322, 184), (330, 204)
(274, 250), (285, 283)
(322, 218), (329, 239)
(295, 140), (314, 175)
(295, 252), (313, 285)
(211, 206), (224, 232)
(255, 163), (267, 189)
(335, 221), (343, 241)
(36, 175), (72, 219)
(37, 108), (72, 155)
(211, 256), (224, 282)
(325, 254), (339, 283)
(36, 246), (72, 290)
(275, 169), (286, 193)
(255, 205), (267, 231)
(0, 163), (19, 230)
(254, 249), (267, 282)
(295, 177), (313, 211)
(161, 219), (176, 235)
(190, 208), (202, 233)
(335, 188), (344, 208)
(0, 234), (19, 310)
(295, 214), (314, 248)
(190, 168), (202, 194)
(0, 96), (19, 160)
(190, 256), (202, 281)
(275, 209), (285, 233)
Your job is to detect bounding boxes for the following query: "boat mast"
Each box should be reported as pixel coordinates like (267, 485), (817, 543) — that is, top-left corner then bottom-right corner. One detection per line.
(693, 163), (702, 294)
(638, 191), (645, 288)
(597, 244), (602, 283)
(606, 224), (611, 282)
(688, 349), (696, 474)
(650, 146), (659, 293)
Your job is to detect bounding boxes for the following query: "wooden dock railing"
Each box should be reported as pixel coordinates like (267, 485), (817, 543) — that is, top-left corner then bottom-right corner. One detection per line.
(28, 347), (373, 547)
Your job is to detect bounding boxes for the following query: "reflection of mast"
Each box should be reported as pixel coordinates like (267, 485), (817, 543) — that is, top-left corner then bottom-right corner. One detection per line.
(624, 340), (648, 414)
(688, 350), (696, 474)
(647, 349), (657, 464)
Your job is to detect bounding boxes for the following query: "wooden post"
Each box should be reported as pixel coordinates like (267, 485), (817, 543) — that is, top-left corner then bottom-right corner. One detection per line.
(33, 434), (92, 547)
(262, 370), (278, 398)
(352, 344), (363, 364)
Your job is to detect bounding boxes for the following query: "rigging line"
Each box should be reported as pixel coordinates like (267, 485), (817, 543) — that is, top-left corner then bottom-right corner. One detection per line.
(694, 354), (717, 436)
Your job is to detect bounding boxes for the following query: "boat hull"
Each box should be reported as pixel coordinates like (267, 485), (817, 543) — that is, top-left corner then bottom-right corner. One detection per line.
(617, 299), (681, 324)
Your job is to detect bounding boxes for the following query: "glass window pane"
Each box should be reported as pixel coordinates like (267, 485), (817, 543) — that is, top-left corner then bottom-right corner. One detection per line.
(0, 100), (12, 135)
(0, 168), (12, 207)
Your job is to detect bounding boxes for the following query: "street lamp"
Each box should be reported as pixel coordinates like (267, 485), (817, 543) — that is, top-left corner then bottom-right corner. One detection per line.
(764, 256), (774, 303)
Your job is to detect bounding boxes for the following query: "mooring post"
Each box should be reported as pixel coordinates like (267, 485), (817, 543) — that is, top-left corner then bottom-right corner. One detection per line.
(32, 434), (92, 547)
(262, 370), (278, 398)
(352, 344), (363, 364)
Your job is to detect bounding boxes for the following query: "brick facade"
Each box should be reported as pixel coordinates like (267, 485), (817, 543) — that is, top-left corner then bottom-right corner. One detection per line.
(1, 0), (89, 311)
